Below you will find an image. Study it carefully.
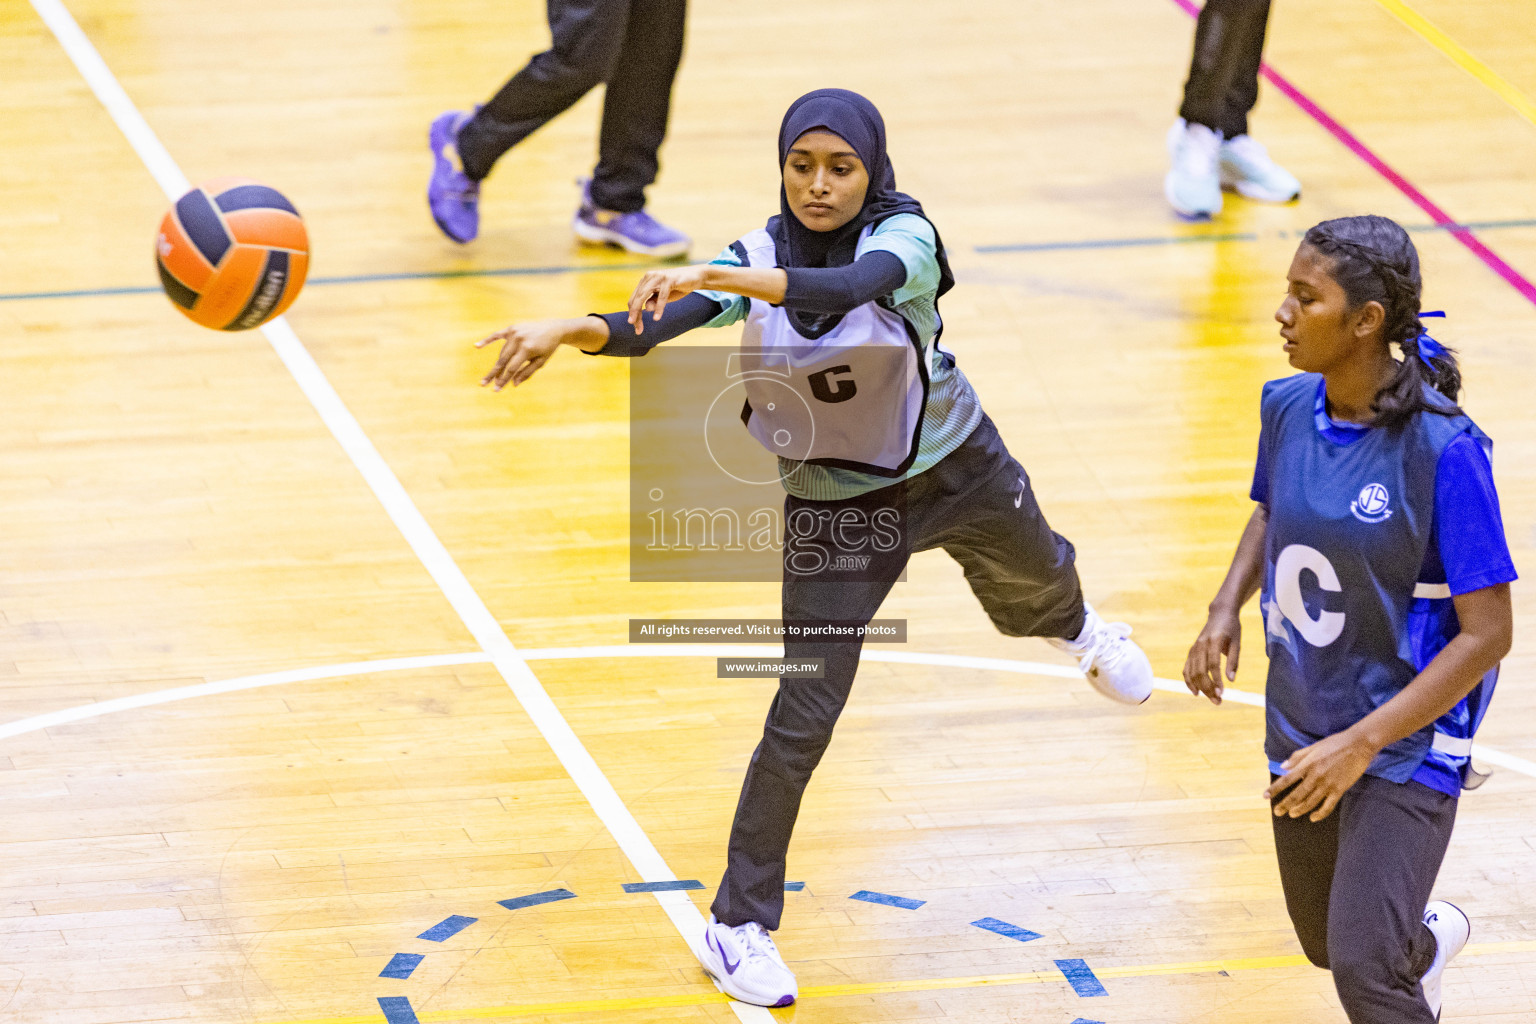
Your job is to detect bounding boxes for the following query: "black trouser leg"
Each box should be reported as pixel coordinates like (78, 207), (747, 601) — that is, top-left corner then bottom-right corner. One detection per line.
(455, 0), (630, 182)
(710, 494), (906, 930)
(589, 0), (686, 213)
(1271, 774), (1457, 1023)
(712, 416), (1088, 930)
(1178, 0), (1272, 138)
(928, 416), (1084, 641)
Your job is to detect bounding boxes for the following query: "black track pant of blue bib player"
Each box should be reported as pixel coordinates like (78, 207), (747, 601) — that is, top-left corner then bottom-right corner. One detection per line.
(710, 414), (1086, 931)
(1272, 773), (1458, 1024)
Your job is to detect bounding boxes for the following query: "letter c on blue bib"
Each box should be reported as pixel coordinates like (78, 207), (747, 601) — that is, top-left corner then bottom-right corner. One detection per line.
(1274, 543), (1346, 647)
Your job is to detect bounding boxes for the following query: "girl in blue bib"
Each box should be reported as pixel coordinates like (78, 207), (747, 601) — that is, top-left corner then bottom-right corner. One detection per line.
(476, 88), (1157, 1007)
(1184, 215), (1516, 1024)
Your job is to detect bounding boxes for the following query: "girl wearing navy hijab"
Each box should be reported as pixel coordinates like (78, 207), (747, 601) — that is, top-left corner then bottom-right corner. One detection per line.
(1184, 216), (1515, 1024)
(478, 89), (1154, 1006)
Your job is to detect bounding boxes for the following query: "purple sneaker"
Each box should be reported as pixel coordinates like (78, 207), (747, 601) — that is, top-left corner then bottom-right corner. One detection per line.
(572, 179), (690, 259)
(428, 110), (480, 243)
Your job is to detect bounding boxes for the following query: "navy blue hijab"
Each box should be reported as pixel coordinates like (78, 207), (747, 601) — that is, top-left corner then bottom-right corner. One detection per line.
(770, 89), (954, 301)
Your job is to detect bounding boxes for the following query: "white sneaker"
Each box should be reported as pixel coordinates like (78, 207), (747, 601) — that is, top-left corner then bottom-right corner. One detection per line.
(1420, 900), (1470, 1020)
(1165, 118), (1222, 219)
(698, 914), (797, 1007)
(1219, 133), (1301, 202)
(1049, 602), (1154, 705)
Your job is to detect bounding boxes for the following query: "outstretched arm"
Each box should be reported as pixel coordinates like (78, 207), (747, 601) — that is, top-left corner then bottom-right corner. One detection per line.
(476, 265), (741, 389)
(1183, 503), (1267, 704)
(625, 250), (908, 329)
(477, 247), (905, 389)
(628, 264), (787, 332)
(780, 251), (907, 313)
(593, 293), (729, 357)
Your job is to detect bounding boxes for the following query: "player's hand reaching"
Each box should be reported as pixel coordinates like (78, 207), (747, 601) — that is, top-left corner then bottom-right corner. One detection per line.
(627, 265), (712, 333)
(476, 317), (606, 390)
(1183, 607), (1240, 705)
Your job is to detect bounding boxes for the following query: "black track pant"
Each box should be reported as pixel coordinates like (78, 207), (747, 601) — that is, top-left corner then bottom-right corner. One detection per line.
(1178, 0), (1272, 138)
(1271, 773), (1457, 1023)
(455, 0), (686, 212)
(710, 415), (1086, 930)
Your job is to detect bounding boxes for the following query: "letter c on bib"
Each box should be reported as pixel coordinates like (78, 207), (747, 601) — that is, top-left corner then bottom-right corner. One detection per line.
(807, 365), (858, 404)
(1274, 544), (1345, 647)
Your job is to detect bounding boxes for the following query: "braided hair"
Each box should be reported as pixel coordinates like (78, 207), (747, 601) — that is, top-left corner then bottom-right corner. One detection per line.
(1302, 215), (1462, 428)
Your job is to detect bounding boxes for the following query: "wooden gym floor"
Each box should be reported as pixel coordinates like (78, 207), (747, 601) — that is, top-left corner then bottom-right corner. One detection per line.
(2, 0), (1535, 1022)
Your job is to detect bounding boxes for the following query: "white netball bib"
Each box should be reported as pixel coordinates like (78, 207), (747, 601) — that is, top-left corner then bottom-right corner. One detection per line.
(735, 227), (927, 476)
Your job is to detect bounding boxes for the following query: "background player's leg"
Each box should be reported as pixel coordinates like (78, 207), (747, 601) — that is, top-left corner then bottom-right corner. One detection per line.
(1166, 0), (1286, 217)
(573, 0), (691, 257)
(1325, 776), (1456, 1024)
(455, 0), (631, 182)
(1209, 0), (1300, 202)
(588, 0), (687, 214)
(1209, 0), (1271, 139)
(1177, 0), (1271, 136)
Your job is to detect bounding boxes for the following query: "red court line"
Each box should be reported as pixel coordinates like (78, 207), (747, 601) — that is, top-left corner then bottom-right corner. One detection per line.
(1167, 0), (1536, 307)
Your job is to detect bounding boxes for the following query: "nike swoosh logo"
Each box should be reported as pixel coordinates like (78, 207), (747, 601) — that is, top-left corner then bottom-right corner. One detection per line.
(1014, 477), (1024, 509)
(708, 931), (741, 974)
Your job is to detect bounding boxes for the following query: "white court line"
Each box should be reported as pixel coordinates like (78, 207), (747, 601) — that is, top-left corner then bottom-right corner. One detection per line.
(0, 652), (492, 741)
(5, 645), (1533, 781)
(25, 3), (768, 1018)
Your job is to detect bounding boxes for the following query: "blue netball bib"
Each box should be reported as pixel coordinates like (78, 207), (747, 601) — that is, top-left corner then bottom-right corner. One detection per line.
(1255, 373), (1494, 786)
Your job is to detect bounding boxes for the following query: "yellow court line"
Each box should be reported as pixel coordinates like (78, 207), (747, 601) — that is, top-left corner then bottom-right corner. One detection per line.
(265, 940), (1536, 1024)
(1370, 0), (1536, 127)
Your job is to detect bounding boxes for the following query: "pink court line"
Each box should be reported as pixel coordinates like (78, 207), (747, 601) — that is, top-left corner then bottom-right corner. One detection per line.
(1168, 0), (1536, 307)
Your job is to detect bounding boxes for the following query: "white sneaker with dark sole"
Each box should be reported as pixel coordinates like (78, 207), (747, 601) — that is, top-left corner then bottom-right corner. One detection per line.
(697, 914), (797, 1007)
(1049, 602), (1155, 705)
(1420, 899), (1470, 1021)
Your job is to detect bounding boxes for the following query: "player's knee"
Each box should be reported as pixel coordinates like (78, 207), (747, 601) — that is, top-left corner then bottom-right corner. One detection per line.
(1300, 943), (1330, 971)
(1289, 920), (1331, 970)
(1326, 933), (1390, 993)
(761, 722), (835, 778)
(528, 53), (609, 98)
(540, 29), (625, 90)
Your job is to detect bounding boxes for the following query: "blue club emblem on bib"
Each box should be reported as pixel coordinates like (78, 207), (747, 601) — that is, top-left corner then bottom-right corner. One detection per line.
(1351, 482), (1393, 523)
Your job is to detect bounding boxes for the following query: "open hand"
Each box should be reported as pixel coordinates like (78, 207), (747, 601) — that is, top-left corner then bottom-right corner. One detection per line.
(1183, 607), (1241, 705)
(475, 319), (569, 390)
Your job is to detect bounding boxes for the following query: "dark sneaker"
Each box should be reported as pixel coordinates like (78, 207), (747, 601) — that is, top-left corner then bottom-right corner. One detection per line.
(572, 179), (689, 259)
(428, 110), (480, 243)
